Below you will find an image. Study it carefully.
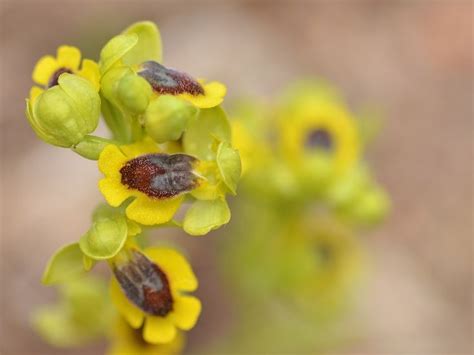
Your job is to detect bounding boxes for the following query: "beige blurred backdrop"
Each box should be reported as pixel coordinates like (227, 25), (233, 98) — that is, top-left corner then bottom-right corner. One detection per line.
(0, 0), (472, 354)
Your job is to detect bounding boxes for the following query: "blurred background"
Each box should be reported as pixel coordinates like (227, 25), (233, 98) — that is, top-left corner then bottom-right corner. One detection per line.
(0, 0), (472, 354)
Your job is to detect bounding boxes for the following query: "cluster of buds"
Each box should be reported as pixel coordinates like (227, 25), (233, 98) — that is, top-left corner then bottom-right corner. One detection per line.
(30, 21), (241, 353)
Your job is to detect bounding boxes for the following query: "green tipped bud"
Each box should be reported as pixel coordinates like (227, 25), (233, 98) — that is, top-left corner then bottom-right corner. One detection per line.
(26, 74), (100, 148)
(145, 95), (198, 143)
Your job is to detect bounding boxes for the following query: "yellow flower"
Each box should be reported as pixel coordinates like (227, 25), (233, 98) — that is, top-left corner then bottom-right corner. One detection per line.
(107, 316), (185, 355)
(279, 95), (360, 176)
(98, 138), (202, 225)
(30, 46), (100, 102)
(110, 247), (201, 344)
(138, 61), (226, 109)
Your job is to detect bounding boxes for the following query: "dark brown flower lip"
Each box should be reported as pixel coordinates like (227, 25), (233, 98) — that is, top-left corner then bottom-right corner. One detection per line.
(48, 67), (73, 88)
(113, 249), (173, 317)
(120, 153), (200, 199)
(138, 61), (205, 96)
(304, 127), (333, 151)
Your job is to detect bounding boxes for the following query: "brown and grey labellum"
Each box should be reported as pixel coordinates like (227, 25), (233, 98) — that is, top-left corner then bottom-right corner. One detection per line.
(138, 61), (204, 96)
(120, 153), (200, 199)
(113, 249), (173, 317)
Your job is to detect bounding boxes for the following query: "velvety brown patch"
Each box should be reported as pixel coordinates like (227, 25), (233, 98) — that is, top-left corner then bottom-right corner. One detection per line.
(305, 127), (333, 151)
(113, 249), (173, 317)
(120, 153), (200, 199)
(138, 61), (205, 96)
(47, 67), (73, 88)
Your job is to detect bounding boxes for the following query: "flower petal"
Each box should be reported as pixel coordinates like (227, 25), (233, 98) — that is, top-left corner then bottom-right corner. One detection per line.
(78, 59), (101, 91)
(169, 295), (201, 330)
(126, 195), (183, 225)
(56, 46), (81, 70)
(32, 55), (59, 86)
(145, 247), (198, 292)
(179, 81), (226, 109)
(98, 178), (132, 207)
(110, 278), (144, 329)
(143, 316), (176, 344)
(120, 137), (160, 158)
(29, 86), (44, 103)
(98, 145), (128, 178)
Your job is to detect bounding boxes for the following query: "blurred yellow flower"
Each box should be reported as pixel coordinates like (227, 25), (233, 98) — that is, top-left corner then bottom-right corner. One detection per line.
(30, 46), (100, 102)
(110, 247), (201, 344)
(279, 94), (360, 176)
(108, 317), (185, 355)
(98, 138), (202, 225)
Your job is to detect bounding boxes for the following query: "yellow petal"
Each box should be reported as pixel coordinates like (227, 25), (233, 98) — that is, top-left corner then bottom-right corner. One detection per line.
(169, 295), (201, 330)
(179, 81), (226, 108)
(109, 278), (144, 329)
(126, 195), (183, 226)
(98, 145), (128, 178)
(78, 59), (101, 91)
(120, 137), (160, 158)
(56, 45), (81, 70)
(145, 248), (198, 292)
(32, 55), (59, 86)
(143, 316), (176, 344)
(29, 86), (44, 103)
(98, 178), (132, 207)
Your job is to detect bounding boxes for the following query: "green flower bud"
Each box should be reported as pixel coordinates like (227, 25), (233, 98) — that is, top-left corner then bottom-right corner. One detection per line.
(26, 74), (100, 148)
(145, 96), (198, 143)
(117, 73), (152, 114)
(101, 67), (152, 115)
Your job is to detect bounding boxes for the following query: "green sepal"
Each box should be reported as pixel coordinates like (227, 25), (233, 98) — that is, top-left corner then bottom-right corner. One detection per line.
(216, 141), (241, 195)
(343, 185), (390, 225)
(79, 215), (128, 260)
(42, 243), (85, 285)
(122, 21), (162, 65)
(183, 106), (231, 160)
(99, 33), (138, 74)
(101, 95), (129, 142)
(82, 255), (96, 271)
(145, 96), (199, 143)
(183, 198), (230, 236)
(72, 135), (116, 160)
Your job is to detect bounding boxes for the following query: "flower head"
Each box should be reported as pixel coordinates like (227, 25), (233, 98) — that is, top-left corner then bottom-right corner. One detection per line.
(30, 46), (100, 102)
(110, 247), (201, 344)
(98, 138), (203, 225)
(278, 91), (360, 178)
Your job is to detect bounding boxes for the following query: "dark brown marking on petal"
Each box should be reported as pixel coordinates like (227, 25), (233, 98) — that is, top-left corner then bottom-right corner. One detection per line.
(120, 153), (200, 199)
(48, 67), (73, 88)
(305, 128), (333, 151)
(138, 61), (205, 96)
(113, 249), (173, 317)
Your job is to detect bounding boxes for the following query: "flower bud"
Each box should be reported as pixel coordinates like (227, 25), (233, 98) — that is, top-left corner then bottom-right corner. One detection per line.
(145, 95), (198, 143)
(26, 73), (100, 147)
(117, 73), (152, 114)
(101, 67), (152, 115)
